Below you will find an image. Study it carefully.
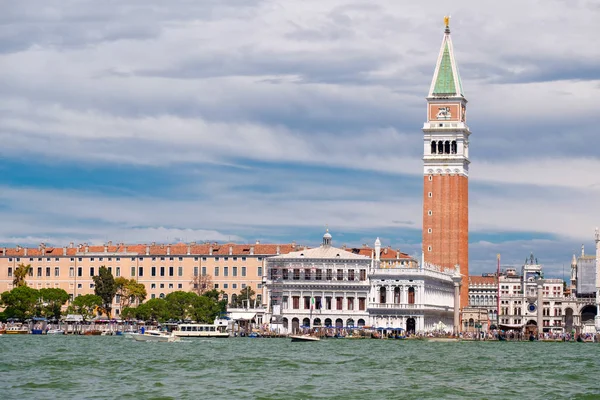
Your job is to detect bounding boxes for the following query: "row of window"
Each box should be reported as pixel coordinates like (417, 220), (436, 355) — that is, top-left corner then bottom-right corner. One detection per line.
(7, 265), (195, 278)
(284, 296), (367, 311)
(4, 256), (262, 263)
(269, 269), (367, 281)
(210, 266), (250, 277)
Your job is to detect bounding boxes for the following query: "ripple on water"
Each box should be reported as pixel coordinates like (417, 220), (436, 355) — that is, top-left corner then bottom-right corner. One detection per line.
(2, 337), (600, 399)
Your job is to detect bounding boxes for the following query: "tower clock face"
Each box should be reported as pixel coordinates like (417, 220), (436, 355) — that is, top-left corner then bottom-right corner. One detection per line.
(528, 303), (536, 313)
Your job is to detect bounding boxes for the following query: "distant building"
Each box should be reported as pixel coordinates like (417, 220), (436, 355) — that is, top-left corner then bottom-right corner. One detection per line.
(265, 231), (459, 334)
(265, 230), (371, 333)
(467, 275), (497, 323)
(0, 241), (299, 316)
(571, 245), (596, 297)
(497, 254), (566, 334)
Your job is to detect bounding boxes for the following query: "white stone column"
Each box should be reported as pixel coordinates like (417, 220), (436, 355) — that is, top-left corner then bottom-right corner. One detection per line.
(452, 277), (461, 335)
(537, 280), (544, 334)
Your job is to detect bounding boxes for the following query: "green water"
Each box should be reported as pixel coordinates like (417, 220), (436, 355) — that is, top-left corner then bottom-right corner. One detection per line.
(1, 336), (599, 399)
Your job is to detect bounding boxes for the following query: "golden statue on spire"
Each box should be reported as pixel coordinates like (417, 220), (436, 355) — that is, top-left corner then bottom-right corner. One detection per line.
(444, 15), (450, 28)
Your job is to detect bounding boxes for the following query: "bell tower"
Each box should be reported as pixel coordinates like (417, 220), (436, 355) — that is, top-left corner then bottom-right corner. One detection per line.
(422, 17), (470, 309)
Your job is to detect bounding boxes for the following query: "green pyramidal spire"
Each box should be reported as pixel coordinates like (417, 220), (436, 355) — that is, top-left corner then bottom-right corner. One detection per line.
(429, 22), (464, 98)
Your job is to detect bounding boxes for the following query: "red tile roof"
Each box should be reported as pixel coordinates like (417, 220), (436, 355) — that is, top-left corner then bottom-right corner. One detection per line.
(0, 242), (301, 257)
(469, 276), (496, 285)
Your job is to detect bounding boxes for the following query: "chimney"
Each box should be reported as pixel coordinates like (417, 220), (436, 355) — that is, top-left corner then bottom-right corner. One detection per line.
(104, 244), (108, 253)
(256, 240), (260, 245)
(341, 244), (346, 250)
(396, 250), (400, 260)
(229, 246), (233, 256)
(69, 242), (74, 249)
(145, 245), (150, 255)
(209, 246), (213, 255)
(16, 245), (21, 251)
(276, 245), (280, 255)
(250, 246), (254, 255)
(63, 247), (67, 256)
(187, 245), (191, 255)
(84, 244), (89, 253)
(151, 241), (155, 246)
(384, 248), (388, 255)
(2, 248), (5, 256)
(107, 241), (112, 246)
(167, 245), (171, 256)
(123, 245), (127, 253)
(24, 248), (28, 256)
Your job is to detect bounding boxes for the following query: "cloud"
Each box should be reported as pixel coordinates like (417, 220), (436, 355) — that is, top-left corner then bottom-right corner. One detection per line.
(0, 0), (598, 280)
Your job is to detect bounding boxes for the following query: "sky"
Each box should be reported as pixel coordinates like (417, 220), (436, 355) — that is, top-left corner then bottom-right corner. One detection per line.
(0, 0), (598, 279)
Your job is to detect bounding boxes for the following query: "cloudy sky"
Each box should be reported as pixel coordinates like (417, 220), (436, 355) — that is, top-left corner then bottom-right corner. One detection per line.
(0, 0), (598, 278)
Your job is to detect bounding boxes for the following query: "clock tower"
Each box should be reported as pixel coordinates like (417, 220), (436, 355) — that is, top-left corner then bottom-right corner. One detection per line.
(422, 17), (470, 309)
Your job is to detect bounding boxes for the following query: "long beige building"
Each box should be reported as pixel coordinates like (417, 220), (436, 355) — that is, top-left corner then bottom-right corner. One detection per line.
(0, 241), (298, 316)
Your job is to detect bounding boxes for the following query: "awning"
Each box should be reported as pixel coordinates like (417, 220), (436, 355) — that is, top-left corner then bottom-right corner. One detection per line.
(228, 312), (256, 321)
(498, 323), (523, 329)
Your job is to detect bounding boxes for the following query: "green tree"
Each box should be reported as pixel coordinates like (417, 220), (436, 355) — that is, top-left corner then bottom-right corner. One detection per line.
(0, 286), (39, 319)
(69, 294), (102, 321)
(191, 294), (227, 323)
(38, 288), (70, 320)
(165, 291), (198, 321)
(115, 277), (147, 310)
(93, 266), (116, 316)
(231, 287), (256, 308)
(12, 263), (31, 287)
(134, 298), (169, 322)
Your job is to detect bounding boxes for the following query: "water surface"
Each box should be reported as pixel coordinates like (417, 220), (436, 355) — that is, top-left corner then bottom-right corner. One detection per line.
(1, 336), (598, 399)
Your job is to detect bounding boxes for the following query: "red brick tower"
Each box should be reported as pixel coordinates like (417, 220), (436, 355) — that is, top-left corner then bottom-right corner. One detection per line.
(422, 17), (470, 309)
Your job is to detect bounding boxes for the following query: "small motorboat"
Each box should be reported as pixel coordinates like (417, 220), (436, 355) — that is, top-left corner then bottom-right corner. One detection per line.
(5, 325), (29, 334)
(290, 334), (320, 342)
(47, 329), (65, 335)
(132, 330), (181, 343)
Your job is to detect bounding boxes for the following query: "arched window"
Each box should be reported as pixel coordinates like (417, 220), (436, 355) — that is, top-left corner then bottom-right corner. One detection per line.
(451, 141), (457, 154)
(159, 293), (165, 299)
(437, 141), (444, 154)
(324, 318), (332, 327)
(222, 294), (229, 303)
(469, 318), (474, 327)
(444, 141), (450, 154)
(379, 287), (386, 304)
(408, 287), (415, 304)
(231, 294), (237, 305)
(431, 141), (437, 154)
(394, 287), (400, 304)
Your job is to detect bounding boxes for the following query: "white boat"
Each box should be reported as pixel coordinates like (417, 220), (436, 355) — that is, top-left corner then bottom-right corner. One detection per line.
(46, 329), (65, 335)
(172, 323), (229, 338)
(290, 334), (321, 342)
(5, 325), (29, 334)
(132, 330), (181, 343)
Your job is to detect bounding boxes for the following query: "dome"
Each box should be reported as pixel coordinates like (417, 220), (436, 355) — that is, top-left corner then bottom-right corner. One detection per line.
(323, 229), (332, 239)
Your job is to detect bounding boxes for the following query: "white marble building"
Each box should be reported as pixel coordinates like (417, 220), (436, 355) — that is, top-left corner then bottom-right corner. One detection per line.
(264, 231), (459, 334)
(264, 230), (371, 334)
(368, 238), (457, 333)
